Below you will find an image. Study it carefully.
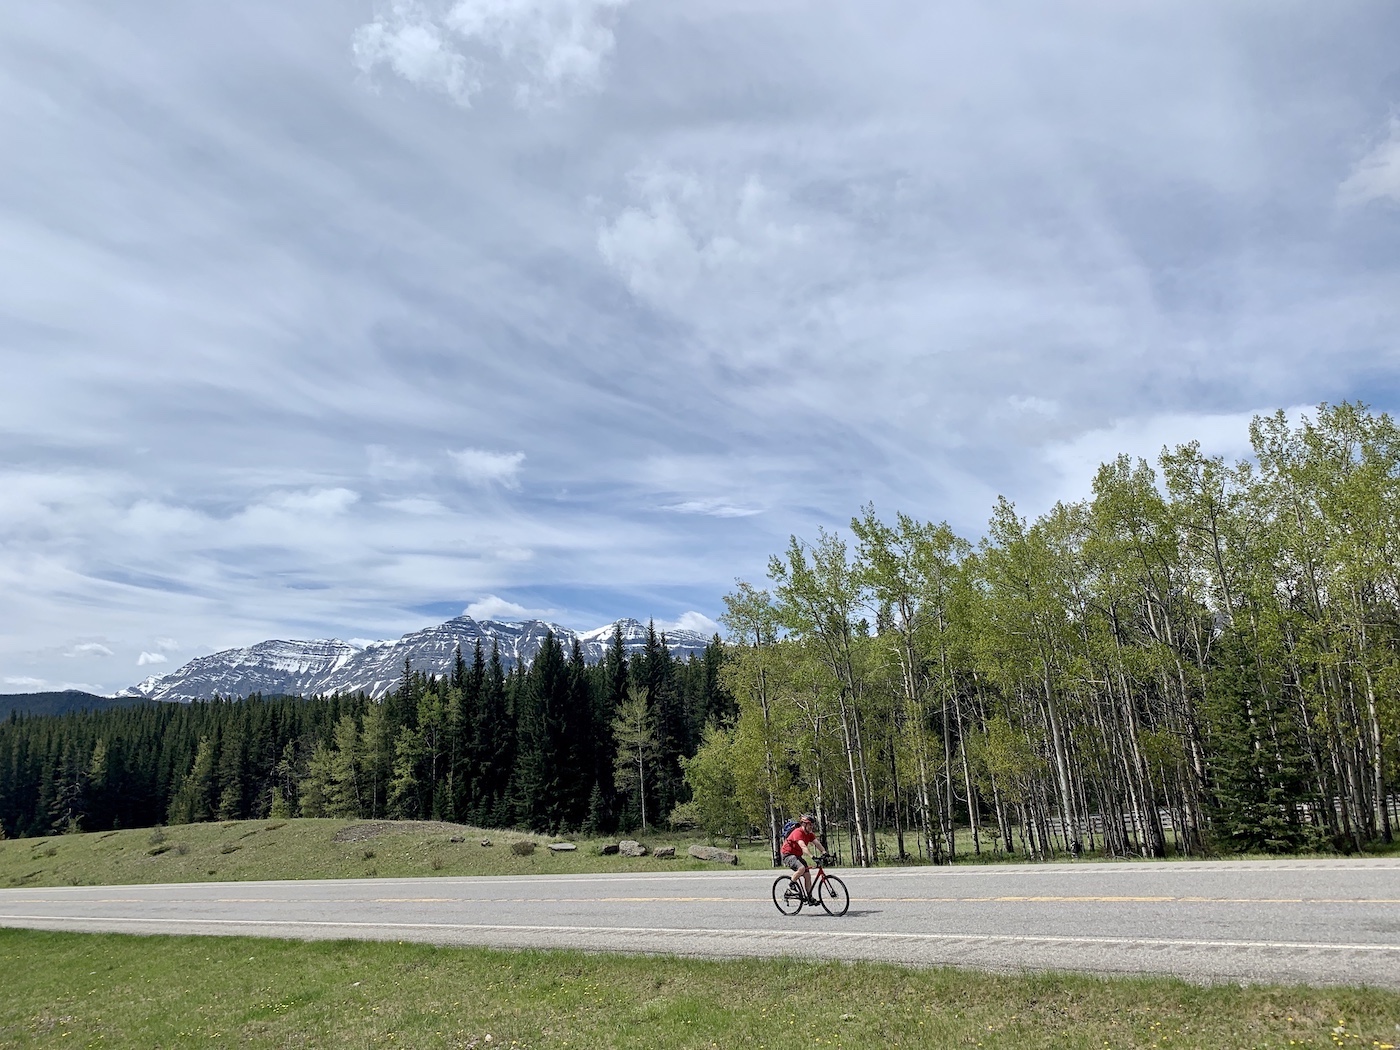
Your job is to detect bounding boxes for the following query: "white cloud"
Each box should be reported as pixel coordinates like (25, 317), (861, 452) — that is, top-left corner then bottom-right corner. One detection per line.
(4, 676), (46, 688)
(662, 499), (763, 518)
(353, 0), (631, 108)
(154, 637), (180, 653)
(597, 168), (810, 318)
(1340, 118), (1400, 207)
(662, 610), (719, 636)
(1006, 396), (1060, 418)
(463, 594), (554, 620)
(137, 651), (168, 666)
(65, 643), (114, 658)
(353, 1), (482, 106)
(265, 488), (360, 514)
(448, 447), (526, 488)
(1036, 405), (1314, 513)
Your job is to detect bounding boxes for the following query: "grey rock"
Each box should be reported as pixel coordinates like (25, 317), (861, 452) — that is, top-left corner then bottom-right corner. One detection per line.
(653, 846), (676, 859)
(479, 839), (493, 847)
(449, 836), (465, 843)
(619, 840), (648, 857)
(599, 843), (619, 855)
(687, 844), (738, 864)
(548, 842), (577, 852)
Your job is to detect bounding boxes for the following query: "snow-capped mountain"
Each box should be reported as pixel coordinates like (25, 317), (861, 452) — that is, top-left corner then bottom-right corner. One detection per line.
(119, 616), (712, 703)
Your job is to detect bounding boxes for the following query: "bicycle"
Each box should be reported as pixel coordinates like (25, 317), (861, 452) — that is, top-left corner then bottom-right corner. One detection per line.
(772, 854), (849, 916)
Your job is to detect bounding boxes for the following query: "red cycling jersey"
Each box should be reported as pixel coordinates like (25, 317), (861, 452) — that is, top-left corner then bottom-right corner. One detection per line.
(781, 825), (817, 858)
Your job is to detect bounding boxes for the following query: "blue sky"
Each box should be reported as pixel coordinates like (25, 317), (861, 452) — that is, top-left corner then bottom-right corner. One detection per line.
(3, 0), (1399, 695)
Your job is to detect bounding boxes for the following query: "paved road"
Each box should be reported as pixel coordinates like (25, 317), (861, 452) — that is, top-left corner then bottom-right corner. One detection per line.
(2, 859), (1397, 987)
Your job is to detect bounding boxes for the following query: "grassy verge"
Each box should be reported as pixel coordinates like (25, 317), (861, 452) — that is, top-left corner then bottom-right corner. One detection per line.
(5, 818), (1394, 890)
(1, 928), (1397, 1049)
(0, 819), (778, 888)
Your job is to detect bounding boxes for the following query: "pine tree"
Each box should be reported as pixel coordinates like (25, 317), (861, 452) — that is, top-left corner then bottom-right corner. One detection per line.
(168, 735), (217, 825)
(388, 726), (424, 818)
(1204, 630), (1311, 852)
(299, 741), (335, 818)
(326, 714), (363, 818)
(471, 642), (513, 824)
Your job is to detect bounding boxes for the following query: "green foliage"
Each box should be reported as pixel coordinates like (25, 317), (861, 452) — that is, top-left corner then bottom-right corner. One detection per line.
(679, 723), (747, 840)
(612, 685), (657, 830)
(1203, 630), (1315, 853)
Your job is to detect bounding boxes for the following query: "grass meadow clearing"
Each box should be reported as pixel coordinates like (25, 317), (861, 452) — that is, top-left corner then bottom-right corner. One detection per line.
(0, 818), (776, 888)
(8, 817), (1392, 891)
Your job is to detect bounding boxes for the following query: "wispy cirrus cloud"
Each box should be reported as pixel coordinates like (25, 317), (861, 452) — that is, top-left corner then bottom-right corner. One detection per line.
(448, 448), (526, 488)
(1340, 117), (1400, 207)
(2, 1), (1399, 696)
(662, 499), (763, 518)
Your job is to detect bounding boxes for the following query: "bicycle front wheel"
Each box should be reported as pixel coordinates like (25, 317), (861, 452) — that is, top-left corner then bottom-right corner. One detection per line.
(772, 875), (805, 915)
(818, 874), (849, 916)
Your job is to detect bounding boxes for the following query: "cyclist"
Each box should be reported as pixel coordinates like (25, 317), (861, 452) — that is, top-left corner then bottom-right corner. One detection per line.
(781, 813), (828, 903)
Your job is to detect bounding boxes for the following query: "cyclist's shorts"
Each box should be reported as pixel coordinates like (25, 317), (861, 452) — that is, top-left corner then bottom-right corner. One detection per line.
(783, 854), (808, 871)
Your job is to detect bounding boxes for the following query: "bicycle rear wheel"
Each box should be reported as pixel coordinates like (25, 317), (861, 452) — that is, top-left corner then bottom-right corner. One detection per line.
(817, 874), (849, 916)
(772, 875), (805, 915)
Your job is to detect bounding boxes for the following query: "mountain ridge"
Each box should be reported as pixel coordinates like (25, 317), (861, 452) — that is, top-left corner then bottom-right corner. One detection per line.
(119, 615), (713, 703)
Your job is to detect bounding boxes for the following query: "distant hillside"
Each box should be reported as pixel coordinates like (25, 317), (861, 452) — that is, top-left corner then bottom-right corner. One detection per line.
(0, 691), (150, 720)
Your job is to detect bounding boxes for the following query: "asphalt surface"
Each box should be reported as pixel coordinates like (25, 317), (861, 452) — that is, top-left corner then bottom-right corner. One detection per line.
(2, 858), (1397, 987)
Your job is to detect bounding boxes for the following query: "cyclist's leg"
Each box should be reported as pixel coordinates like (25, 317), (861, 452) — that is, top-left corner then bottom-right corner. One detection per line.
(784, 856), (806, 896)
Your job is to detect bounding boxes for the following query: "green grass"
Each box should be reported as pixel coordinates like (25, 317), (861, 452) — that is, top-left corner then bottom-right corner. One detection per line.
(5, 819), (1394, 890)
(1, 928), (1396, 1049)
(0, 819), (776, 888)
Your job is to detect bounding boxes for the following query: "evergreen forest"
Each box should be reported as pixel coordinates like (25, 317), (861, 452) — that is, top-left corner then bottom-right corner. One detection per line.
(1, 404), (1397, 865)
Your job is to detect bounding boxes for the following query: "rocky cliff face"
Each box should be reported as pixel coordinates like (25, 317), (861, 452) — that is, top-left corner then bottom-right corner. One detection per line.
(119, 616), (711, 702)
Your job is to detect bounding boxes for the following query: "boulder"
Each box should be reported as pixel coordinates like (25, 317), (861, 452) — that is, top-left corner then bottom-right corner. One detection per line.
(619, 839), (648, 857)
(687, 844), (738, 865)
(653, 845), (676, 859)
(548, 842), (577, 852)
(449, 836), (465, 844)
(599, 843), (620, 855)
(480, 838), (493, 847)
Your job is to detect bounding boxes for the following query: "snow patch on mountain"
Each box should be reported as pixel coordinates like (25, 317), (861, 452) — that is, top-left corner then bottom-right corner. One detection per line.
(119, 616), (712, 703)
